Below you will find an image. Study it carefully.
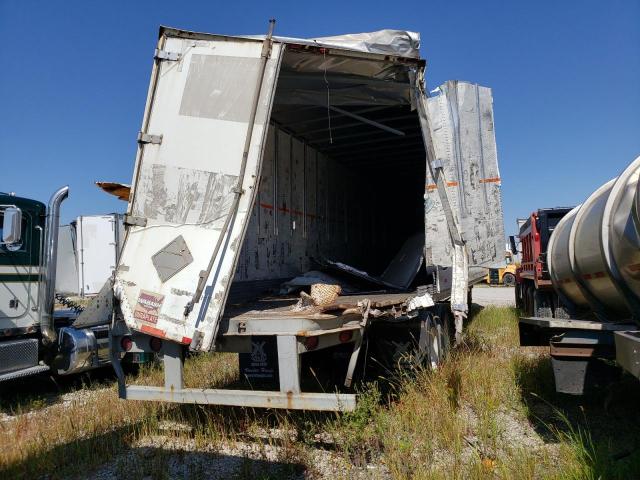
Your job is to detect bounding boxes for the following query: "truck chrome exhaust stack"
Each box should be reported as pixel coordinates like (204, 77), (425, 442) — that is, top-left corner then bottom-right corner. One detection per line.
(39, 185), (69, 344)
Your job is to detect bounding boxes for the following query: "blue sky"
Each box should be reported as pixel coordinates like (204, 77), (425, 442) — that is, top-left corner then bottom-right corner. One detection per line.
(1, 1), (639, 235)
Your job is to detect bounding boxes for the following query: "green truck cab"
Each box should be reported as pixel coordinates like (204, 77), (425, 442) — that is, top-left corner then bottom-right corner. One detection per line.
(0, 188), (148, 382)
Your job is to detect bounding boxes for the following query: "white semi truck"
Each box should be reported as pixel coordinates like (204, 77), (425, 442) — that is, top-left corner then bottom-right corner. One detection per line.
(108, 24), (505, 411)
(56, 213), (125, 298)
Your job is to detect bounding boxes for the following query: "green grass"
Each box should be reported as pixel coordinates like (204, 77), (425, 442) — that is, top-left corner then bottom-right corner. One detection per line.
(2, 306), (640, 479)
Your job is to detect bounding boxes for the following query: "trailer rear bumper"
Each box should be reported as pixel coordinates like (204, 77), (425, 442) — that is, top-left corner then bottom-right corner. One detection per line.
(124, 385), (356, 411)
(111, 329), (360, 412)
(614, 330), (640, 379)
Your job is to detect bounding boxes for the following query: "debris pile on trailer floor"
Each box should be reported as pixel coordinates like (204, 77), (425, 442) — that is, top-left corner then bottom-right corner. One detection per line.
(224, 288), (434, 322)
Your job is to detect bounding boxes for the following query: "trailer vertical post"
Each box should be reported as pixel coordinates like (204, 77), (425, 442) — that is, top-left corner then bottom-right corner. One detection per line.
(276, 336), (301, 394)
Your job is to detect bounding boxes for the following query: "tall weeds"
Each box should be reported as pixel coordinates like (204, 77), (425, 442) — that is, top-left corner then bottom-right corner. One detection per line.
(2, 306), (640, 479)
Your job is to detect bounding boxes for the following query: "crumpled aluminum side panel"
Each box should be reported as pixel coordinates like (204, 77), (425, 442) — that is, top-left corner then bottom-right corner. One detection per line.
(425, 81), (504, 282)
(244, 29), (420, 59)
(310, 30), (420, 58)
(115, 35), (282, 351)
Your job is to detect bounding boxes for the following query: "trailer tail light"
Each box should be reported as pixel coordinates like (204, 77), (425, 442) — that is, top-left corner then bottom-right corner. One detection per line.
(304, 336), (319, 350)
(120, 336), (133, 352)
(339, 330), (353, 343)
(149, 337), (163, 353)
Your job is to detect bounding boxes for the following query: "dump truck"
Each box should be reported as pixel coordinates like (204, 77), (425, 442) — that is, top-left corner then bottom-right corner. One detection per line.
(108, 24), (505, 411)
(0, 189), (144, 382)
(514, 207), (573, 316)
(519, 155), (640, 394)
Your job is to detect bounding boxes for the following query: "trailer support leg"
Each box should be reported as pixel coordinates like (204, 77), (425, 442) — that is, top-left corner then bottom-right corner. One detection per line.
(344, 334), (363, 388)
(277, 336), (300, 394)
(164, 342), (184, 390)
(110, 340), (127, 399)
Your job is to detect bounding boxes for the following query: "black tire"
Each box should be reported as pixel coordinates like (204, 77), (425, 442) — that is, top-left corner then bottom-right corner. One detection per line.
(533, 290), (553, 318)
(435, 305), (453, 360)
(553, 295), (571, 319)
(502, 273), (516, 287)
(525, 283), (534, 317)
(515, 283), (522, 309)
(425, 313), (442, 369)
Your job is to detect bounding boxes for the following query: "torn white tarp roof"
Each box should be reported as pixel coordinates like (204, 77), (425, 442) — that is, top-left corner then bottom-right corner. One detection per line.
(244, 29), (421, 59)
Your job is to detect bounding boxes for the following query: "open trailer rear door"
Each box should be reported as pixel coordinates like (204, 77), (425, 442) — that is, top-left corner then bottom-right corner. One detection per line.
(115, 27), (283, 351)
(415, 78), (504, 333)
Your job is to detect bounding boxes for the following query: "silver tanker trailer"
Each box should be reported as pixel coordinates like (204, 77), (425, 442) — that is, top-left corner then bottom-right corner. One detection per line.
(519, 155), (640, 394)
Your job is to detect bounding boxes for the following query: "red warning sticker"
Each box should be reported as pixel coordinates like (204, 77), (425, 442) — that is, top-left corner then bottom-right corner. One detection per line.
(133, 290), (165, 325)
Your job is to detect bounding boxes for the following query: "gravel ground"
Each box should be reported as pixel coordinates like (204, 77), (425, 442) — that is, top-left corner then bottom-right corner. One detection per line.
(471, 286), (515, 307)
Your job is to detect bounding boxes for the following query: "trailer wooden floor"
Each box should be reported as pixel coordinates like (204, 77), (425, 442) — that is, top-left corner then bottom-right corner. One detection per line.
(222, 291), (414, 322)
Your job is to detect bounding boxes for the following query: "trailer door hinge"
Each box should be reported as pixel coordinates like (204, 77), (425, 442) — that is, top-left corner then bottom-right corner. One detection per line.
(137, 132), (163, 145)
(154, 48), (181, 62)
(123, 214), (147, 227)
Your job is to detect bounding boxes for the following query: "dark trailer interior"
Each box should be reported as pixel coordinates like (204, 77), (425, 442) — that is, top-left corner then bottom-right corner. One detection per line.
(218, 42), (436, 390)
(231, 43), (429, 299)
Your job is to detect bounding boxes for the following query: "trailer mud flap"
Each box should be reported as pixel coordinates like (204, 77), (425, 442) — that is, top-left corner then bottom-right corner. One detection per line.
(550, 331), (618, 394)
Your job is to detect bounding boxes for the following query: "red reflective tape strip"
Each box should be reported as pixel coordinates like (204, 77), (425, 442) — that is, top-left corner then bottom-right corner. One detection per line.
(583, 272), (605, 280)
(140, 324), (166, 338)
(260, 202), (317, 219)
(181, 337), (192, 345)
(426, 181), (458, 191)
(425, 178), (500, 189)
(480, 177), (501, 184)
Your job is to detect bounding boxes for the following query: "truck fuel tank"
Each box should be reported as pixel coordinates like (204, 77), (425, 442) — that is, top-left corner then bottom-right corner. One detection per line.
(54, 325), (109, 375)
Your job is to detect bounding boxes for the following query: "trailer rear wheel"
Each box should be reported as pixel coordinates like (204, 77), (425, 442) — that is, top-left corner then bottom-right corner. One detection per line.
(437, 304), (454, 354)
(437, 312), (453, 360)
(427, 317), (442, 369)
(424, 305), (453, 369)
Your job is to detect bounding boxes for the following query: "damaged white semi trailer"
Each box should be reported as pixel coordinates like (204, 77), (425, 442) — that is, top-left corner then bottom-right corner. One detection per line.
(109, 24), (505, 411)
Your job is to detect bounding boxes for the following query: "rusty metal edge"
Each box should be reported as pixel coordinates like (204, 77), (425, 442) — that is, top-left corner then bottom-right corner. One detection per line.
(125, 385), (357, 411)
